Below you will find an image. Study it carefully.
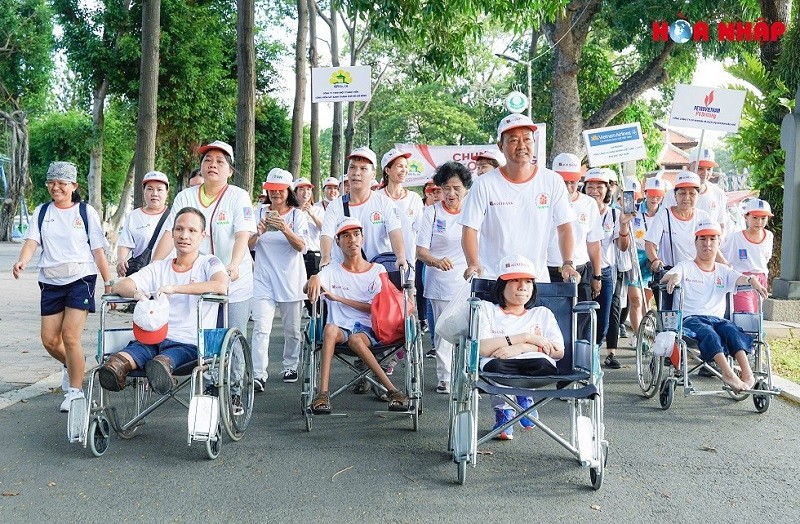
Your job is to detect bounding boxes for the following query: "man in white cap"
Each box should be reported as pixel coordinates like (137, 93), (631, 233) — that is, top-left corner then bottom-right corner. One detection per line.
(661, 219), (767, 393)
(320, 146), (406, 270)
(662, 147), (728, 233)
(102, 208), (229, 395)
(460, 114), (578, 282)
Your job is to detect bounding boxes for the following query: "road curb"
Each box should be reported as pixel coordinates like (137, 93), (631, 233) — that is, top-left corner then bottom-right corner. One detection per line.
(773, 375), (800, 404)
(0, 371), (62, 411)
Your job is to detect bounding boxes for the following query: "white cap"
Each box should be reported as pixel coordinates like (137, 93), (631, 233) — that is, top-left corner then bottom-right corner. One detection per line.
(689, 147), (718, 168)
(695, 218), (722, 236)
(262, 168), (294, 190)
(584, 167), (612, 183)
(744, 198), (773, 217)
(347, 146), (377, 166)
(475, 150), (505, 165)
(380, 148), (412, 171)
(335, 217), (363, 235)
(293, 177), (313, 189)
(132, 296), (170, 345)
(323, 177), (340, 187)
(198, 140), (234, 164)
(551, 153), (581, 181)
(623, 176), (641, 193)
(142, 170), (169, 188)
(674, 170), (701, 189)
(644, 177), (666, 195)
(498, 254), (537, 281)
(497, 114), (538, 137)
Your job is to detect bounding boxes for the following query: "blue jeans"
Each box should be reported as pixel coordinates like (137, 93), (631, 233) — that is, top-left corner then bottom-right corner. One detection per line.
(124, 339), (198, 371)
(683, 316), (752, 362)
(425, 298), (435, 345)
(595, 265), (615, 345)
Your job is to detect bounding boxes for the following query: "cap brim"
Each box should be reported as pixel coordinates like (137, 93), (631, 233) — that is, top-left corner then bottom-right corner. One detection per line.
(695, 228), (721, 236)
(747, 210), (773, 217)
(336, 225), (362, 235)
(347, 154), (375, 165)
(143, 179), (169, 187)
(503, 123), (538, 134)
(197, 145), (229, 156)
(133, 323), (168, 345)
(697, 160), (718, 168)
(295, 182), (314, 188)
(558, 172), (582, 182)
(263, 182), (291, 190)
(674, 182), (700, 189)
(499, 272), (536, 281)
(583, 177), (608, 183)
(645, 189), (665, 196)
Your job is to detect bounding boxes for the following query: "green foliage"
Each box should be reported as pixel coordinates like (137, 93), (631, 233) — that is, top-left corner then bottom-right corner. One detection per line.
(775, 2), (800, 94)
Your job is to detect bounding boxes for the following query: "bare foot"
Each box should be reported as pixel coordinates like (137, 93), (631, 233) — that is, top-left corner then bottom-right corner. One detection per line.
(740, 371), (756, 390)
(720, 372), (748, 393)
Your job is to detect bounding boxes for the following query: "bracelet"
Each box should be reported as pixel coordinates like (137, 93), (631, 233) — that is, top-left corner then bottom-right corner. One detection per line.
(104, 280), (113, 287)
(505, 335), (512, 346)
(619, 232), (629, 237)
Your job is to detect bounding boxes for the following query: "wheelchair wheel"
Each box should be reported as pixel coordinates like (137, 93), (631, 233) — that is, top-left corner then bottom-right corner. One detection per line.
(108, 377), (152, 439)
(218, 328), (254, 442)
(205, 425), (222, 460)
(659, 379), (675, 410)
(590, 447), (605, 490)
(636, 310), (662, 398)
(752, 380), (771, 413)
(88, 416), (111, 457)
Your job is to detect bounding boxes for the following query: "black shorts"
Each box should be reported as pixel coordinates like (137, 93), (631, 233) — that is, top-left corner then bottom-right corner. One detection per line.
(39, 275), (97, 316)
(483, 357), (558, 376)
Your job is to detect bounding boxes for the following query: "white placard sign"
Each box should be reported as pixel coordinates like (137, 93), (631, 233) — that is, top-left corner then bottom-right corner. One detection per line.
(582, 122), (647, 167)
(668, 84), (746, 132)
(311, 66), (372, 103)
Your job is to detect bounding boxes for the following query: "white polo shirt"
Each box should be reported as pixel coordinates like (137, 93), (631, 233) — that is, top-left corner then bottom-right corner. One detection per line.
(118, 207), (169, 257)
(643, 207), (711, 267)
(478, 303), (563, 371)
(460, 166), (575, 281)
(665, 260), (742, 318)
(379, 188), (423, 263)
(321, 192), (402, 263)
(721, 229), (773, 274)
(546, 192), (603, 267)
(416, 202), (467, 300)
(252, 207), (309, 302)
(317, 262), (385, 331)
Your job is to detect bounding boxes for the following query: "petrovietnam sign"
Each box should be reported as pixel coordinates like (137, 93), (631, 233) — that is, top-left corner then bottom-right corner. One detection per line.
(669, 84), (746, 133)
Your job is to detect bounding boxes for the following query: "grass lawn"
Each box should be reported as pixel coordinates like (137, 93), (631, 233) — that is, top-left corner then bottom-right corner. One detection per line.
(770, 336), (800, 384)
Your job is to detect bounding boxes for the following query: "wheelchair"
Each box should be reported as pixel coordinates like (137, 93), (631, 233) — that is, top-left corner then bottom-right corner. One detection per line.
(68, 293), (255, 459)
(449, 279), (607, 489)
(299, 268), (424, 431)
(635, 283), (780, 412)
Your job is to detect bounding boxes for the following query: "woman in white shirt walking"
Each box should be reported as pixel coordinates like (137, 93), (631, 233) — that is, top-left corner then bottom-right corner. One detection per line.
(116, 171), (170, 276)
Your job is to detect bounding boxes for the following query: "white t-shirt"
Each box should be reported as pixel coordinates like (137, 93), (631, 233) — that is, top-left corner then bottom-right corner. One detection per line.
(304, 203), (326, 252)
(25, 202), (109, 285)
(643, 207), (711, 267)
(317, 262), (386, 331)
(379, 188), (423, 263)
(252, 207), (309, 302)
(416, 202), (467, 300)
(598, 207), (621, 268)
(459, 166), (576, 281)
(164, 185), (256, 302)
(321, 192), (402, 263)
(662, 184), (728, 229)
(631, 203), (661, 252)
(546, 192), (603, 267)
(721, 229), (773, 275)
(665, 260), (742, 318)
(128, 255), (227, 345)
(478, 303), (563, 371)
(118, 207), (169, 258)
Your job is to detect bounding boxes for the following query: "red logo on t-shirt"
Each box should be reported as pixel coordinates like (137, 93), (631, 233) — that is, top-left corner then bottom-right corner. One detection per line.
(533, 324), (542, 336)
(536, 193), (550, 209)
(578, 212), (588, 224)
(370, 211), (384, 224)
(715, 276), (723, 287)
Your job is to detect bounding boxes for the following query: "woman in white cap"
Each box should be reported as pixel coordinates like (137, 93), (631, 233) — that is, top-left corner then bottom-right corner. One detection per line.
(378, 148), (423, 266)
(629, 176), (666, 321)
(152, 140), (256, 336)
(294, 177), (324, 313)
(478, 255), (565, 441)
(722, 198), (774, 313)
(582, 167), (632, 369)
(416, 161), (472, 394)
(249, 168), (309, 387)
(662, 147), (728, 233)
(473, 150), (503, 176)
(318, 177), (340, 211)
(116, 170), (170, 277)
(13, 161), (112, 412)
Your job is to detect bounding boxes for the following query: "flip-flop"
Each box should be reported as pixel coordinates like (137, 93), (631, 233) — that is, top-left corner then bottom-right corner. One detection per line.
(387, 389), (409, 412)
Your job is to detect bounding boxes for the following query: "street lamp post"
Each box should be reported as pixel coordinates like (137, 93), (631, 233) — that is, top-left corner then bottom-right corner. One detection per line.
(496, 53), (532, 119)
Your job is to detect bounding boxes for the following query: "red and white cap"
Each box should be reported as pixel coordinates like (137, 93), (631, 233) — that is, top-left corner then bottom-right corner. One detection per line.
(584, 167), (613, 184)
(142, 170), (169, 188)
(744, 198), (773, 217)
(370, 179), (380, 189)
(695, 218), (722, 237)
(132, 296), (170, 345)
(674, 170), (701, 189)
(347, 146), (377, 167)
(475, 150), (505, 165)
(644, 176), (666, 196)
(552, 153), (581, 181)
(380, 148), (412, 171)
(293, 177), (313, 189)
(623, 176), (642, 199)
(690, 147), (718, 168)
(323, 176), (340, 187)
(497, 114), (537, 137)
(335, 217), (363, 235)
(423, 178), (440, 194)
(498, 254), (537, 281)
(262, 168), (294, 190)
(198, 140), (234, 163)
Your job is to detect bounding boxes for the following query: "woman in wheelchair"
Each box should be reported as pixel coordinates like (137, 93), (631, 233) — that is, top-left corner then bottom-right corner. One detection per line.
(479, 255), (565, 441)
(304, 217), (409, 414)
(100, 208), (229, 395)
(660, 219), (768, 393)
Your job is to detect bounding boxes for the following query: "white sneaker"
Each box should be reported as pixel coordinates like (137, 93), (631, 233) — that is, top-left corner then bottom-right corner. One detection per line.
(61, 366), (69, 392)
(436, 381), (450, 394)
(60, 388), (85, 413)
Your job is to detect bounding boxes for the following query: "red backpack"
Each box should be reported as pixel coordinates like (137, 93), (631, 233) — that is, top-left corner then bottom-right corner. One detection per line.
(370, 272), (413, 345)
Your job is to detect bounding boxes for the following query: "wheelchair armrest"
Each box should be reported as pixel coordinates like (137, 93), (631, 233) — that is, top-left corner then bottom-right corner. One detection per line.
(101, 294), (137, 305)
(199, 293), (229, 304)
(735, 284), (753, 292)
(573, 301), (599, 313)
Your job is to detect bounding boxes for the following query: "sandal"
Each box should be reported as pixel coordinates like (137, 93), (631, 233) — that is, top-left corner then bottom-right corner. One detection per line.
(311, 392), (332, 414)
(387, 389), (409, 412)
(353, 380), (370, 394)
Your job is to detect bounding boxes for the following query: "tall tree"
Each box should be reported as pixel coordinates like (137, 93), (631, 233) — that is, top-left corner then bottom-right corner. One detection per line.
(307, 0), (321, 197)
(316, 2), (342, 178)
(133, 0), (160, 207)
(235, 0), (257, 194)
(289, 0), (309, 175)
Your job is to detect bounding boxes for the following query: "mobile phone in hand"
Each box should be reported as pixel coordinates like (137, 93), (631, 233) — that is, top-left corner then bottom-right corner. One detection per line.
(622, 190), (636, 214)
(265, 210), (280, 231)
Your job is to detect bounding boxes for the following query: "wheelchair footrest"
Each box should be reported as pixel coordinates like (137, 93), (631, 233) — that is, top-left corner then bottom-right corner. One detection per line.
(67, 398), (88, 444)
(188, 395), (219, 441)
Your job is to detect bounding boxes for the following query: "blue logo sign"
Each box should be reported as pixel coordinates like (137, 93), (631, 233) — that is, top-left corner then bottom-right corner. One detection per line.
(669, 20), (693, 43)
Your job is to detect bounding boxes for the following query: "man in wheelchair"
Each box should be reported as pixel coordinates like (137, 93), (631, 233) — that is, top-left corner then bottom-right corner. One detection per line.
(304, 217), (409, 414)
(660, 219), (768, 393)
(99, 207), (229, 395)
(478, 255), (565, 440)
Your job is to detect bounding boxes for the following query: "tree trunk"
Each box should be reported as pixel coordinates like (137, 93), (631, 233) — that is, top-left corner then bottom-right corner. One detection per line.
(0, 108), (30, 242)
(133, 0), (161, 208)
(289, 0), (309, 176)
(88, 78), (109, 216)
(307, 0), (320, 199)
(106, 155), (136, 250)
(759, 0), (791, 71)
(327, 4), (342, 178)
(344, 101), (356, 159)
(235, 0), (256, 196)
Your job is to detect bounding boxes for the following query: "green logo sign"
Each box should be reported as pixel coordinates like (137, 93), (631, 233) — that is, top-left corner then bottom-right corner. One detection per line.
(505, 91), (528, 113)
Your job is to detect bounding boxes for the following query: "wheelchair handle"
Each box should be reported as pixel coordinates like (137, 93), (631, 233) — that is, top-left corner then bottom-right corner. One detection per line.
(101, 294), (138, 305)
(199, 293), (229, 304)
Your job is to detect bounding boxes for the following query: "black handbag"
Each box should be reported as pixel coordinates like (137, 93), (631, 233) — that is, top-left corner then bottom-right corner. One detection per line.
(125, 207), (170, 276)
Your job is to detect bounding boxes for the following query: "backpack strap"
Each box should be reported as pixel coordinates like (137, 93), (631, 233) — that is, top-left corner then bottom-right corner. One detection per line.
(37, 202), (51, 253)
(38, 201), (91, 253)
(342, 193), (351, 217)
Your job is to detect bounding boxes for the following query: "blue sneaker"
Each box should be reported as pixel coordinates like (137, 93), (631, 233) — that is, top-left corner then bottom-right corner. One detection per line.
(516, 395), (539, 429)
(493, 409), (514, 440)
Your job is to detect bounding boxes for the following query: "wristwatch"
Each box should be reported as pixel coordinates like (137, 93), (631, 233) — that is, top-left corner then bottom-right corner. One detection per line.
(561, 260), (574, 271)
(592, 275), (602, 281)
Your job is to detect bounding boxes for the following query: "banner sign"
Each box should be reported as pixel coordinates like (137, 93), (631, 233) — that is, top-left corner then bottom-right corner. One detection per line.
(668, 84), (746, 132)
(582, 122), (647, 167)
(393, 123), (547, 187)
(311, 66), (372, 103)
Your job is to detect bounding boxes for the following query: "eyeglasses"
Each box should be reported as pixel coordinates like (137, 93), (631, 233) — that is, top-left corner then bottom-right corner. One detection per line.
(45, 180), (73, 188)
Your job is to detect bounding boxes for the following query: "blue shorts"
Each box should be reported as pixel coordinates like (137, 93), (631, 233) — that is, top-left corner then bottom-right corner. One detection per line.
(122, 338), (199, 371)
(626, 249), (653, 287)
(339, 322), (382, 347)
(39, 275), (97, 316)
